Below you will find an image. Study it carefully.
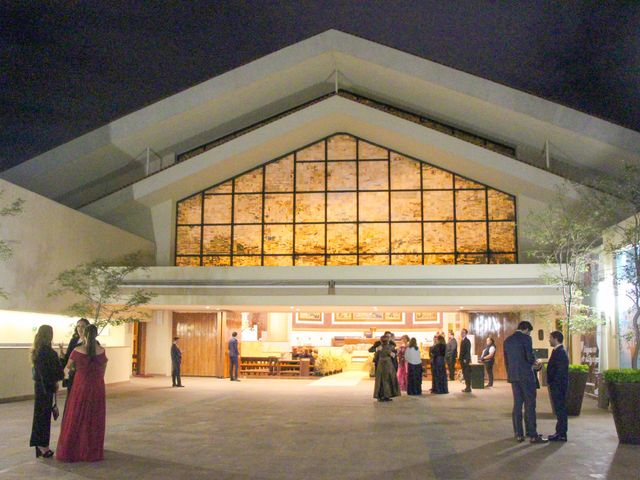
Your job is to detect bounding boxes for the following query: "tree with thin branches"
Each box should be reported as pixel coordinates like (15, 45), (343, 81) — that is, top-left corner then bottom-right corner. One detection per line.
(0, 190), (24, 299)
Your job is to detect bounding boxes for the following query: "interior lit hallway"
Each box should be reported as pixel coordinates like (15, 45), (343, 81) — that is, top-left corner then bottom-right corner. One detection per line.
(0, 376), (637, 479)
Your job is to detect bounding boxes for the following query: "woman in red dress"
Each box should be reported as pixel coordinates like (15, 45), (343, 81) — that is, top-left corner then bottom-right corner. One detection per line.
(56, 324), (108, 462)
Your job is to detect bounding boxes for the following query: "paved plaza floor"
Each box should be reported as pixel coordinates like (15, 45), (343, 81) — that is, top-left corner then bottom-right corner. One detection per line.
(0, 375), (637, 479)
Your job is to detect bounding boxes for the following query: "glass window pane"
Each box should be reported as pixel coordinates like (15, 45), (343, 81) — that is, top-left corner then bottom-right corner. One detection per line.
(456, 222), (487, 253)
(456, 190), (486, 221)
(391, 191), (421, 221)
(423, 191), (454, 221)
(327, 134), (356, 160)
(176, 256), (200, 266)
(327, 192), (357, 222)
(233, 256), (261, 266)
(203, 195), (231, 224)
(265, 155), (293, 192)
(456, 253), (487, 264)
(327, 162), (356, 190)
(359, 192), (389, 221)
(202, 256), (231, 266)
(203, 226), (231, 254)
(424, 222), (454, 253)
(297, 141), (325, 161)
(295, 224), (325, 254)
(359, 223), (389, 254)
(455, 175), (484, 189)
(391, 223), (422, 253)
(390, 153), (421, 190)
(424, 254), (455, 265)
(264, 224), (293, 254)
(423, 166), (452, 189)
(295, 193), (325, 223)
(490, 253), (516, 264)
(359, 140), (387, 160)
(264, 255), (293, 266)
(234, 194), (262, 223)
(359, 254), (389, 265)
(264, 194), (293, 223)
(233, 225), (262, 254)
(206, 180), (232, 194)
(392, 254), (422, 265)
(359, 161), (388, 190)
(488, 189), (515, 220)
(296, 162), (325, 191)
(177, 195), (202, 224)
(489, 221), (516, 252)
(327, 255), (357, 265)
(327, 223), (357, 254)
(176, 226), (201, 255)
(294, 255), (325, 266)
(235, 168), (263, 192)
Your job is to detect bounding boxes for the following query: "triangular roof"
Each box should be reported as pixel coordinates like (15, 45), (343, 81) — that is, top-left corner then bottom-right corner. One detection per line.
(3, 29), (639, 208)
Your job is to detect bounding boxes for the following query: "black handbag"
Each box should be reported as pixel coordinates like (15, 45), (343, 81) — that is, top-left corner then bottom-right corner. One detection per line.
(52, 393), (59, 421)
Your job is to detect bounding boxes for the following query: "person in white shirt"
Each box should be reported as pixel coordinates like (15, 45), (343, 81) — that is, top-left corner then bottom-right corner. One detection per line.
(405, 338), (423, 395)
(480, 337), (496, 387)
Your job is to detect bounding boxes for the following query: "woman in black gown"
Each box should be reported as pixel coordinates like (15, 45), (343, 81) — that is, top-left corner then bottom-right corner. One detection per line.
(30, 325), (64, 458)
(60, 318), (89, 393)
(431, 335), (449, 394)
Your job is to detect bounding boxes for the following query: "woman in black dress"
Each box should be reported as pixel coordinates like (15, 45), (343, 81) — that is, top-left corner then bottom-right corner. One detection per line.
(60, 318), (89, 393)
(431, 335), (449, 394)
(30, 324), (64, 458)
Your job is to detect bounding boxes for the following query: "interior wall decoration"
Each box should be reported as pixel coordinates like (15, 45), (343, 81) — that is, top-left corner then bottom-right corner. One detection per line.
(175, 134), (517, 266)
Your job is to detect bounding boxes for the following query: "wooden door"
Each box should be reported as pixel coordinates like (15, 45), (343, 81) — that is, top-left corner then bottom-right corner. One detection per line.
(132, 321), (147, 376)
(173, 313), (220, 376)
(469, 312), (519, 380)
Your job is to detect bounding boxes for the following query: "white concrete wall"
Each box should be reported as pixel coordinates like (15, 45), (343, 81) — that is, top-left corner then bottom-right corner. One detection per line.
(0, 178), (155, 314)
(144, 310), (173, 376)
(0, 346), (131, 402)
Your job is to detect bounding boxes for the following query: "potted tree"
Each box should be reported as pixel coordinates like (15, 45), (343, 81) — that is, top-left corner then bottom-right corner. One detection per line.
(604, 369), (640, 444)
(566, 364), (589, 416)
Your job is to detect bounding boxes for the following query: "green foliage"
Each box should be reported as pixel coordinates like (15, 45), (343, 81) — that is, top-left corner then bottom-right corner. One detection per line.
(603, 369), (640, 383)
(49, 251), (154, 334)
(0, 190), (24, 299)
(568, 364), (589, 373)
(314, 352), (347, 375)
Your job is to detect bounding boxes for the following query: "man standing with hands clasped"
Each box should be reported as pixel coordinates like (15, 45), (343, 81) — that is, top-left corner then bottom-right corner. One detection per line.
(546, 331), (569, 441)
(171, 337), (184, 388)
(459, 329), (472, 393)
(228, 332), (240, 381)
(504, 321), (547, 443)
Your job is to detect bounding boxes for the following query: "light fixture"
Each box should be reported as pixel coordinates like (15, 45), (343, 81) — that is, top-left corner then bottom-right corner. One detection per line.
(459, 306), (464, 310)
(205, 306), (211, 309)
(290, 306), (294, 309)
(373, 306), (378, 311)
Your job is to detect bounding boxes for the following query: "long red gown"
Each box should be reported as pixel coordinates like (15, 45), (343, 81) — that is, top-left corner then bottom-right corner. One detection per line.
(56, 350), (107, 462)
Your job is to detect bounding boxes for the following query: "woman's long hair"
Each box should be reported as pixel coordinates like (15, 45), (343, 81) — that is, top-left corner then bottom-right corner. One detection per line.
(31, 325), (54, 365)
(74, 317), (90, 339)
(409, 337), (418, 350)
(85, 324), (99, 358)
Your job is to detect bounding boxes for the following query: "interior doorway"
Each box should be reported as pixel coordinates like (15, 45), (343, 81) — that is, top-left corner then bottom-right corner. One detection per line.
(172, 312), (221, 376)
(132, 321), (146, 376)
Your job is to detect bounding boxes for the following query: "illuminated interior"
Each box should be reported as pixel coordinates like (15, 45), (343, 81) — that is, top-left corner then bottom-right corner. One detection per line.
(175, 134), (517, 266)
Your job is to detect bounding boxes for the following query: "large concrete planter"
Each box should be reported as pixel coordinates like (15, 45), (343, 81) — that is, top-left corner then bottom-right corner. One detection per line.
(566, 370), (588, 416)
(608, 382), (640, 445)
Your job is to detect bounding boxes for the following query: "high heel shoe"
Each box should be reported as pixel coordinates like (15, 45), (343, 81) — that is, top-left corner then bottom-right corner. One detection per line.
(35, 447), (54, 458)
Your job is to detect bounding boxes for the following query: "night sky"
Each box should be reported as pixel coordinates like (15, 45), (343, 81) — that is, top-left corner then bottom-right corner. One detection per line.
(2, 1), (639, 171)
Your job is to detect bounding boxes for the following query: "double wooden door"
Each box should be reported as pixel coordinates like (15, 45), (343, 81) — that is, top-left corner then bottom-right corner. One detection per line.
(173, 313), (221, 376)
(469, 312), (519, 380)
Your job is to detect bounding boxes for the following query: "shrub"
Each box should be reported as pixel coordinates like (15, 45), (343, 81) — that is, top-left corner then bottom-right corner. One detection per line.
(569, 364), (589, 373)
(603, 369), (640, 383)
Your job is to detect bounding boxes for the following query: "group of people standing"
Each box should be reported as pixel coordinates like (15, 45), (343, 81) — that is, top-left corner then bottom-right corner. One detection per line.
(29, 318), (107, 462)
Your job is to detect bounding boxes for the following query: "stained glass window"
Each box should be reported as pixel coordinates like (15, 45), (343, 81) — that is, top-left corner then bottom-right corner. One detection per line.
(175, 133), (517, 265)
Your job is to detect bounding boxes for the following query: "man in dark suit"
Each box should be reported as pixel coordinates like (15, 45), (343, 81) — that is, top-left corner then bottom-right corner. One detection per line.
(171, 337), (184, 387)
(445, 331), (458, 381)
(546, 331), (569, 441)
(459, 329), (472, 393)
(504, 321), (547, 443)
(228, 332), (240, 381)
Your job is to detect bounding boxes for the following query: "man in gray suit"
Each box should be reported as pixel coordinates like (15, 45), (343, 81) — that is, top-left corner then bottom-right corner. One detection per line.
(504, 321), (547, 444)
(445, 331), (458, 381)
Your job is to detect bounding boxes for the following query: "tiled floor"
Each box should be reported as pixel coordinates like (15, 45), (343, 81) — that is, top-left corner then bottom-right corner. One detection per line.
(0, 376), (637, 479)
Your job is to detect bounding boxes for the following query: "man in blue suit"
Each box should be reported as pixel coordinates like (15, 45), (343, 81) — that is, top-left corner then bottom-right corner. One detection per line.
(228, 332), (240, 381)
(504, 321), (547, 443)
(546, 331), (569, 441)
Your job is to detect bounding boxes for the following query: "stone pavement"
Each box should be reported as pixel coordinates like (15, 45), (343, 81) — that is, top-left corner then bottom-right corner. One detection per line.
(0, 376), (637, 479)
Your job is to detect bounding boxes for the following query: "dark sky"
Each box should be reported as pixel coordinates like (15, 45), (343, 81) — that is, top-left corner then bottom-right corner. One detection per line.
(2, 1), (639, 171)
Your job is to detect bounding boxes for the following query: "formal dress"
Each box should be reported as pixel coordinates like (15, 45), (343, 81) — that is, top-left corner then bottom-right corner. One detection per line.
(228, 337), (239, 380)
(504, 331), (539, 438)
(445, 338), (458, 380)
(396, 345), (408, 391)
(56, 350), (107, 462)
(30, 347), (64, 448)
(459, 337), (472, 391)
(369, 340), (397, 372)
(373, 345), (400, 400)
(405, 347), (422, 395)
(547, 344), (569, 436)
(62, 334), (81, 393)
(171, 343), (182, 387)
(431, 343), (449, 394)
